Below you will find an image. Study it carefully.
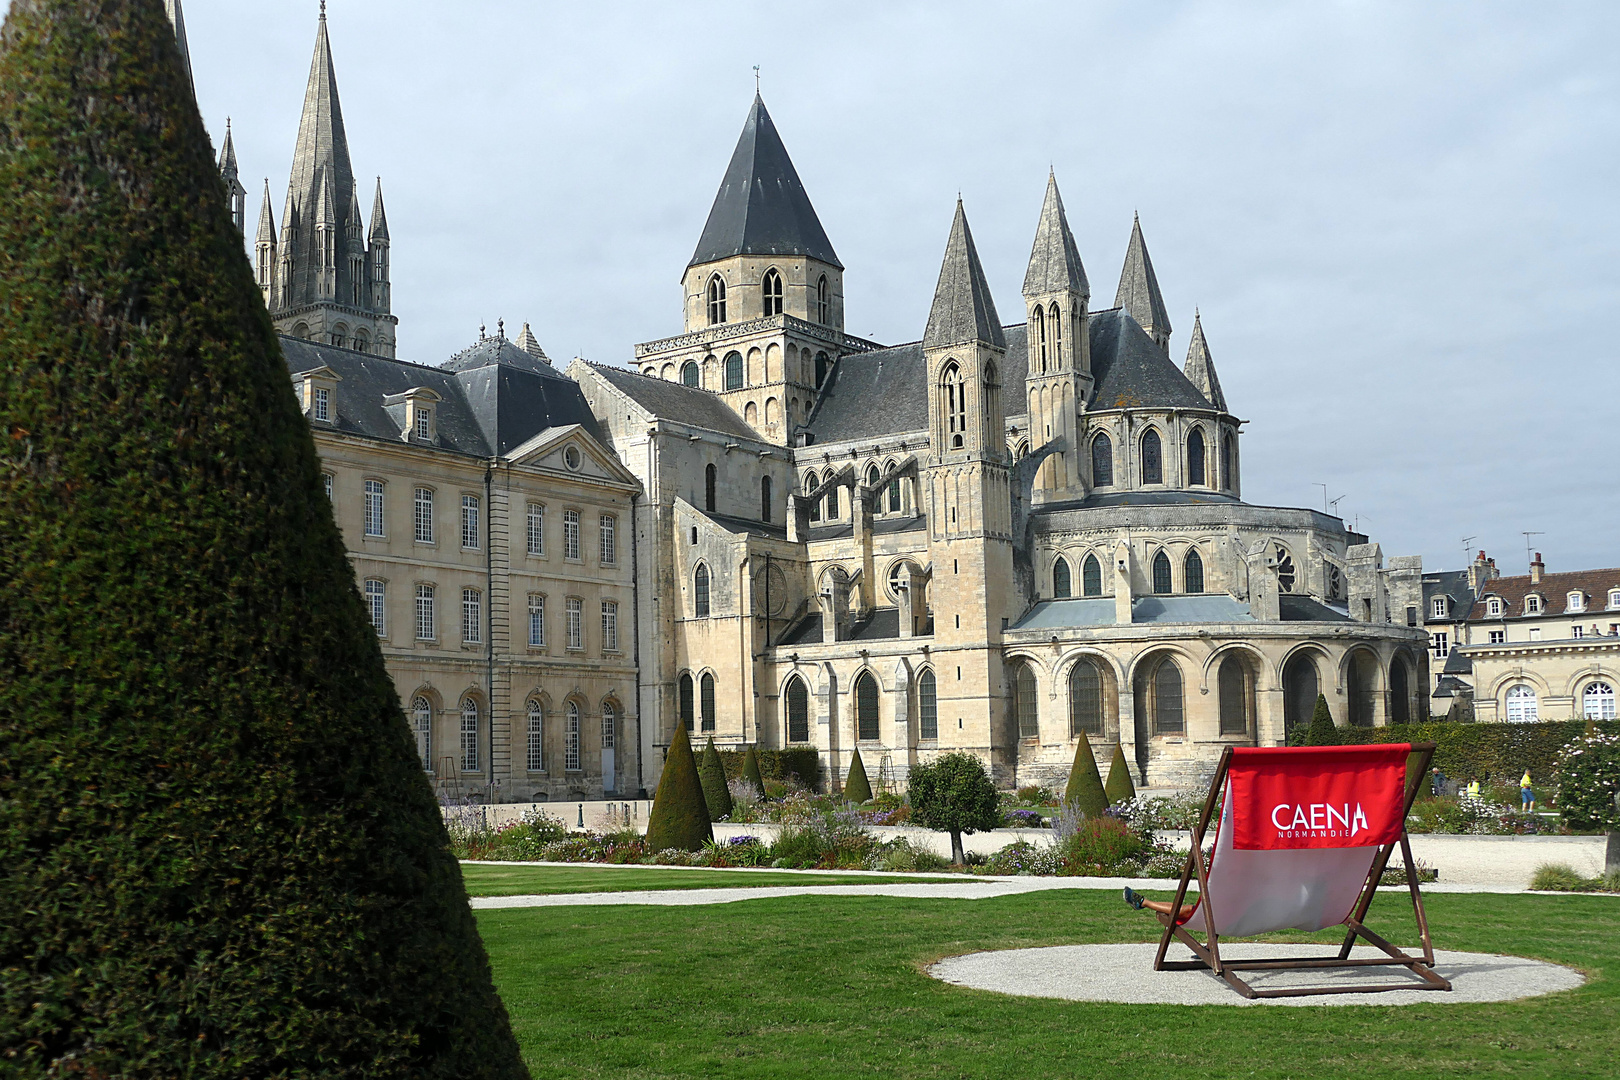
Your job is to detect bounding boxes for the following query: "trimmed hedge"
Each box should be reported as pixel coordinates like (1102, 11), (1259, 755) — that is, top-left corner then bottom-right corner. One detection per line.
(1306, 694), (1339, 746)
(0, 4), (526, 1077)
(739, 744), (764, 797)
(843, 747), (873, 804)
(646, 727), (712, 850)
(698, 737), (733, 821)
(717, 746), (823, 792)
(1064, 736), (1107, 817)
(1327, 719), (1615, 788)
(1105, 743), (1137, 806)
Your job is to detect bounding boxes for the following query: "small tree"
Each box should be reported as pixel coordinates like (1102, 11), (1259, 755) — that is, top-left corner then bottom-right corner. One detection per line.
(646, 727), (713, 850)
(698, 737), (733, 821)
(740, 744), (765, 798)
(1064, 736), (1107, 817)
(843, 747), (874, 804)
(1105, 743), (1137, 806)
(1306, 694), (1339, 746)
(1557, 730), (1620, 831)
(908, 753), (1001, 865)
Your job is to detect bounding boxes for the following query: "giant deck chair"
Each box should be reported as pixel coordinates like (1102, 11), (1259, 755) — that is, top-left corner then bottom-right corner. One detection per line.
(1153, 742), (1451, 999)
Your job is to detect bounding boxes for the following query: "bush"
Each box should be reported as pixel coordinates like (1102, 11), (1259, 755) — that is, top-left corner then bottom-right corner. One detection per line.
(767, 807), (875, 869)
(843, 747), (873, 804)
(726, 778), (762, 823)
(448, 809), (570, 861)
(866, 838), (953, 873)
(1064, 736), (1108, 817)
(1104, 743), (1137, 806)
(0, 5), (526, 1076)
(717, 746), (823, 792)
(1002, 808), (1046, 829)
(1556, 730), (1620, 830)
(1331, 719), (1606, 792)
(1016, 785), (1055, 805)
(1306, 694), (1339, 746)
(1058, 818), (1147, 873)
(983, 840), (1062, 876)
(699, 737), (733, 821)
(739, 744), (765, 798)
(1529, 863), (1591, 892)
(646, 727), (712, 851)
(909, 753), (1001, 865)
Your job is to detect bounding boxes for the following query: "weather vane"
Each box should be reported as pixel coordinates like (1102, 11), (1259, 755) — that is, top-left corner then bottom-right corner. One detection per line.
(754, 65), (760, 92)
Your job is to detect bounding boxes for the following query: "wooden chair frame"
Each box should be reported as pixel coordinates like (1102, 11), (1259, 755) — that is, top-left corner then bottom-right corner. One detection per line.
(1152, 742), (1452, 999)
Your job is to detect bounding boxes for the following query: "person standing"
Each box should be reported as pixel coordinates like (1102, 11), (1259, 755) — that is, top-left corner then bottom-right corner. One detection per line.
(1520, 770), (1535, 813)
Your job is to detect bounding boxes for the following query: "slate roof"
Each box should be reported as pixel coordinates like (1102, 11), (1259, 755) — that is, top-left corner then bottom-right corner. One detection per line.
(1442, 650), (1474, 675)
(586, 364), (759, 442)
(1022, 173), (1090, 300)
(1423, 570), (1475, 622)
(777, 607), (905, 646)
(444, 335), (553, 375)
(1011, 598), (1119, 630)
(1466, 567), (1620, 621)
(804, 514), (927, 543)
(1113, 213), (1171, 341)
(1088, 307), (1212, 411)
(1279, 594), (1351, 622)
(689, 95), (841, 269)
(923, 201), (1005, 350)
(1036, 490), (1245, 512)
(1182, 311), (1226, 411)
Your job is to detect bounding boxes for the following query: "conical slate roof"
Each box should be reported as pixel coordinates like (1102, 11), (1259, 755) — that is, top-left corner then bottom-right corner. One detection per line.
(924, 200), (1004, 350)
(1114, 213), (1171, 344)
(368, 179), (389, 241)
(1182, 310), (1227, 411)
(1023, 172), (1089, 300)
(255, 180), (275, 244)
(218, 120), (239, 177)
(689, 95), (841, 269)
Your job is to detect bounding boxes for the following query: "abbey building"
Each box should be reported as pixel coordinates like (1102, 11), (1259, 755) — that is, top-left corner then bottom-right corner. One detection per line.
(198, 7), (1431, 799)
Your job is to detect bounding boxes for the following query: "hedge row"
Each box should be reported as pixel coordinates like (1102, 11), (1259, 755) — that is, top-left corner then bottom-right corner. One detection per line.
(717, 746), (823, 792)
(1328, 719), (1620, 785)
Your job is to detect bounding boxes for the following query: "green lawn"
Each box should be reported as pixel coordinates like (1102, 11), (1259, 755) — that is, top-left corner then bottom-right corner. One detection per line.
(478, 888), (1618, 1079)
(459, 863), (968, 897)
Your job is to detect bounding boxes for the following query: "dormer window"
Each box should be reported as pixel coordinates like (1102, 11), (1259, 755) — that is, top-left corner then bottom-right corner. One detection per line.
(313, 386), (330, 423)
(1609, 589), (1620, 610)
(1431, 596), (1448, 619)
(1487, 597), (1503, 617)
(386, 386), (442, 444)
(1526, 595), (1541, 615)
(296, 366), (341, 425)
(1569, 591), (1587, 613)
(415, 409), (431, 439)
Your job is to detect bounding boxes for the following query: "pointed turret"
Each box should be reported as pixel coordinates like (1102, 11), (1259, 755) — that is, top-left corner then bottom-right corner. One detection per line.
(254, 180), (277, 301)
(515, 323), (549, 362)
(165, 0), (193, 89)
(218, 119), (247, 235)
(283, 6), (358, 310)
(1022, 172), (1089, 301)
(256, 181), (276, 245)
(366, 180), (392, 317)
(924, 200), (1004, 350)
(1182, 310), (1227, 412)
(1114, 213), (1172, 352)
(690, 95), (840, 269)
(368, 179), (389, 242)
(314, 169), (338, 301)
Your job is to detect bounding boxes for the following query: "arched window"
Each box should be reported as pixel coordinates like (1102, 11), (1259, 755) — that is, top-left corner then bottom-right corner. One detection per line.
(1141, 430), (1162, 484)
(526, 700), (544, 772)
(724, 351), (743, 391)
(707, 275), (727, 324)
(679, 673), (695, 732)
(816, 274), (830, 323)
(1091, 433), (1113, 486)
(602, 701), (616, 749)
(815, 351), (829, 387)
(1184, 549), (1205, 594)
(694, 564), (711, 618)
(1505, 684), (1538, 723)
(1152, 658), (1183, 735)
(1012, 662), (1038, 739)
(460, 697), (480, 771)
(1033, 304), (1047, 372)
(760, 475), (772, 522)
(825, 483), (838, 521)
(681, 361), (700, 387)
(786, 676), (810, 743)
(805, 472), (821, 522)
(1218, 656), (1250, 736)
(1187, 429), (1206, 487)
(700, 673), (716, 731)
(1584, 681), (1616, 720)
(855, 671), (880, 741)
(412, 696), (433, 771)
(1152, 550), (1173, 595)
(1049, 304), (1062, 363)
(887, 475), (902, 513)
(918, 669), (938, 740)
(762, 268), (783, 316)
(1069, 658), (1102, 737)
(1053, 557), (1072, 598)
(705, 462), (717, 512)
(353, 328), (369, 354)
(982, 362), (999, 430)
(1082, 554), (1102, 597)
(942, 361), (966, 448)
(1221, 433), (1234, 491)
(1390, 661), (1411, 724)
(1282, 654), (1319, 737)
(867, 464), (881, 490)
(1348, 653), (1377, 728)
(564, 701), (581, 771)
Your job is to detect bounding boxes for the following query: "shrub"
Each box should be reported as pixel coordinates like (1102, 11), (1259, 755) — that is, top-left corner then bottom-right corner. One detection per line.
(1064, 736), (1108, 817)
(449, 810), (570, 861)
(1016, 785), (1055, 805)
(1306, 694), (1339, 746)
(843, 747), (874, 804)
(1059, 818), (1147, 873)
(698, 737), (733, 821)
(645, 727), (712, 851)
(0, 5), (526, 1075)
(1530, 863), (1595, 892)
(768, 807), (875, 869)
(1104, 743), (1137, 806)
(866, 838), (953, 872)
(909, 753), (1001, 864)
(740, 744), (765, 798)
(1556, 730), (1620, 831)
(984, 841), (1062, 876)
(1003, 808), (1046, 829)
(717, 746), (824, 792)
(726, 778), (762, 823)
(1331, 718), (1605, 792)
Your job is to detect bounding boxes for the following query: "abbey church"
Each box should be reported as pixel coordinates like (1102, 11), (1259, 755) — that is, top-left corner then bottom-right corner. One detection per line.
(189, 6), (1430, 799)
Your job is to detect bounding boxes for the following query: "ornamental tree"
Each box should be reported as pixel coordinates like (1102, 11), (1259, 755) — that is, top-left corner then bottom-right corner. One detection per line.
(646, 726), (713, 850)
(699, 736), (734, 821)
(1105, 743), (1138, 806)
(740, 744), (765, 798)
(1063, 735), (1107, 817)
(843, 746), (873, 804)
(1306, 694), (1340, 746)
(0, 3), (525, 1076)
(908, 752), (1000, 865)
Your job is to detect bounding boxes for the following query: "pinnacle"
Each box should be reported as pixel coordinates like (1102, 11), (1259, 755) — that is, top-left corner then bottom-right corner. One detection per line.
(1114, 213), (1171, 347)
(1022, 171), (1089, 301)
(1183, 309), (1227, 412)
(923, 200), (1004, 351)
(256, 180), (276, 243)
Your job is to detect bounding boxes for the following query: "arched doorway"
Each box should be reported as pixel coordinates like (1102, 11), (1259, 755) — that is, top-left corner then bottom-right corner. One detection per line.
(1282, 653), (1319, 738)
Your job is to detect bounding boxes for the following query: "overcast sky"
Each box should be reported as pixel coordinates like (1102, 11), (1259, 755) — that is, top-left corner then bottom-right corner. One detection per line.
(179, 0), (1619, 578)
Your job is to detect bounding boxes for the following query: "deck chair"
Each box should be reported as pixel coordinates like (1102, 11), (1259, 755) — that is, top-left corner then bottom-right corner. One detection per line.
(1153, 742), (1451, 999)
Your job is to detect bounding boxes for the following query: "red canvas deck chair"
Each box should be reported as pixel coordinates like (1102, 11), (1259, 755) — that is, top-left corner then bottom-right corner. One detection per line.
(1153, 742), (1451, 999)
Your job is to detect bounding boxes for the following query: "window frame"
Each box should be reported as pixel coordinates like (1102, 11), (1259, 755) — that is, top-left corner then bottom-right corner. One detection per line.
(1091, 433), (1114, 487)
(700, 673), (716, 732)
(601, 600), (619, 653)
(413, 487), (435, 544)
(527, 593), (545, 648)
(1052, 557), (1072, 599)
(787, 676), (811, 743)
(461, 494), (480, 551)
(761, 268), (783, 316)
(918, 669), (938, 742)
(460, 697), (480, 772)
(707, 274), (727, 325)
(363, 478), (385, 537)
(565, 596), (584, 651)
(412, 696), (433, 771)
(600, 513), (617, 565)
(461, 587), (482, 645)
(526, 700), (544, 772)
(1068, 658), (1102, 737)
(855, 671), (881, 741)
(364, 578), (386, 636)
(526, 502), (545, 556)
(1151, 657), (1184, 735)
(1141, 429), (1163, 485)
(564, 701), (582, 771)
(1184, 548), (1205, 594)
(414, 583), (436, 641)
(694, 563), (711, 618)
(1504, 684), (1538, 723)
(562, 508), (581, 561)
(1082, 553), (1103, 597)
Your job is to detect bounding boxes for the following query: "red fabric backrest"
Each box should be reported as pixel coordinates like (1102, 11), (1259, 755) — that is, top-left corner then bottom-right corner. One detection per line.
(1227, 744), (1411, 851)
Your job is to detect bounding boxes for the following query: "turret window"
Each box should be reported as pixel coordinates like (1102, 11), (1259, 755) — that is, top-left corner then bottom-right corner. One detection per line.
(1185, 549), (1205, 593)
(1082, 554), (1102, 596)
(805, 472), (821, 522)
(1033, 304), (1048, 372)
(707, 275), (727, 324)
(1221, 433), (1234, 491)
(942, 361), (966, 449)
(1049, 304), (1062, 362)
(816, 274), (830, 324)
(1187, 429), (1207, 487)
(1053, 557), (1072, 599)
(762, 269), (783, 316)
(1141, 430), (1163, 485)
(724, 351), (744, 391)
(1152, 550), (1173, 595)
(815, 351), (829, 388)
(1091, 433), (1113, 486)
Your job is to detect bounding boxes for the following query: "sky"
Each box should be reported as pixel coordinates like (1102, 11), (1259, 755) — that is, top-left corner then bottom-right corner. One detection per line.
(178, 0), (1619, 577)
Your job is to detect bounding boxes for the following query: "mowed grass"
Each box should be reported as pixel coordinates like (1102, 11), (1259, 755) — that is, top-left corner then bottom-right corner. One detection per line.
(478, 888), (1619, 1079)
(459, 863), (967, 897)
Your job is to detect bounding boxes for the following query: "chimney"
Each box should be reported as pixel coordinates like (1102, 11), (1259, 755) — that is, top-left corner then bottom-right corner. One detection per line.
(1530, 552), (1544, 585)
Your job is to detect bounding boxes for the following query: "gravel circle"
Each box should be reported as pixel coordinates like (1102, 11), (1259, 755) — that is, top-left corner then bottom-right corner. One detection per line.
(929, 943), (1584, 1006)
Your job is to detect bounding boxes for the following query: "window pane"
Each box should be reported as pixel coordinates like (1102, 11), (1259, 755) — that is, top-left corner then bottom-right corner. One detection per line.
(787, 677), (810, 743)
(1218, 656), (1247, 735)
(1152, 551), (1173, 595)
(1069, 660), (1101, 736)
(528, 595), (544, 647)
(600, 515), (616, 564)
(679, 674), (695, 732)
(700, 674), (716, 732)
(527, 702), (544, 772)
(527, 503), (544, 555)
(1142, 430), (1162, 484)
(1015, 664), (1038, 739)
(603, 703), (615, 749)
(1153, 659), (1183, 734)
(1053, 558), (1071, 599)
(919, 671), (938, 741)
(414, 488), (433, 543)
(856, 673), (879, 741)
(1185, 549), (1205, 594)
(462, 589), (482, 644)
(1082, 555), (1102, 596)
(602, 601), (618, 652)
(1091, 434), (1113, 486)
(563, 510), (579, 560)
(565, 703), (581, 771)
(566, 597), (582, 649)
(415, 584), (435, 640)
(365, 579), (386, 635)
(460, 699), (480, 771)
(413, 696), (433, 771)
(695, 565), (710, 618)
(364, 479), (384, 536)
(461, 495), (480, 549)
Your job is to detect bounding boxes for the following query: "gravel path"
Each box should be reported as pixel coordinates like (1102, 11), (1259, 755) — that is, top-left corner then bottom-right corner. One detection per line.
(929, 943), (1585, 1006)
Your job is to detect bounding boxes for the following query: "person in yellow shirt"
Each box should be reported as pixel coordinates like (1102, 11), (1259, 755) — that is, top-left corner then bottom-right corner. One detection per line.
(1466, 777), (1481, 801)
(1520, 770), (1535, 813)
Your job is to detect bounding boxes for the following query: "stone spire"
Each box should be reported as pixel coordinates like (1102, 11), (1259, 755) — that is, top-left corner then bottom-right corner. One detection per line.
(1182, 309), (1226, 411)
(254, 180), (277, 303)
(515, 323), (550, 362)
(255, 180), (276, 245)
(218, 119), (247, 234)
(165, 0), (193, 88)
(1113, 213), (1172, 352)
(1022, 171), (1088, 300)
(924, 200), (1004, 350)
(284, 6), (357, 308)
(368, 179), (389, 242)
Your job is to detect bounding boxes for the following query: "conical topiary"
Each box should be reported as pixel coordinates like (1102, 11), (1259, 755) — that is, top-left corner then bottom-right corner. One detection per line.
(1064, 735), (1108, 817)
(646, 726), (713, 850)
(843, 747), (873, 804)
(740, 744), (765, 797)
(0, 4), (525, 1076)
(698, 737), (734, 820)
(1306, 694), (1340, 746)
(1104, 743), (1137, 806)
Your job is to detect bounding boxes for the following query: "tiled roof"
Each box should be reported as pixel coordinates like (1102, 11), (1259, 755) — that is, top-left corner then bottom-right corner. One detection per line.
(585, 364), (759, 442)
(1467, 567), (1620, 621)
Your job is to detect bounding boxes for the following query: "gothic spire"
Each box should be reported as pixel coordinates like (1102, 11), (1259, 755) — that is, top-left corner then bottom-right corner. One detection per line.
(1113, 213), (1171, 350)
(256, 180), (276, 245)
(924, 199), (1004, 350)
(368, 179), (389, 242)
(689, 94), (841, 269)
(218, 119), (239, 179)
(165, 0), (193, 89)
(1182, 309), (1227, 411)
(1022, 171), (1089, 300)
(282, 7), (360, 308)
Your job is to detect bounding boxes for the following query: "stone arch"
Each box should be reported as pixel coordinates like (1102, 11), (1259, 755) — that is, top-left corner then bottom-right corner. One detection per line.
(1484, 668), (1552, 700)
(765, 396), (780, 426)
(1213, 649), (1262, 740)
(1340, 644), (1385, 728)
(1061, 650), (1121, 742)
(765, 342), (782, 382)
(747, 346), (764, 386)
(782, 671), (813, 745)
(852, 667), (883, 742)
(1279, 644), (1330, 737)
(744, 400), (759, 426)
(661, 362), (675, 381)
